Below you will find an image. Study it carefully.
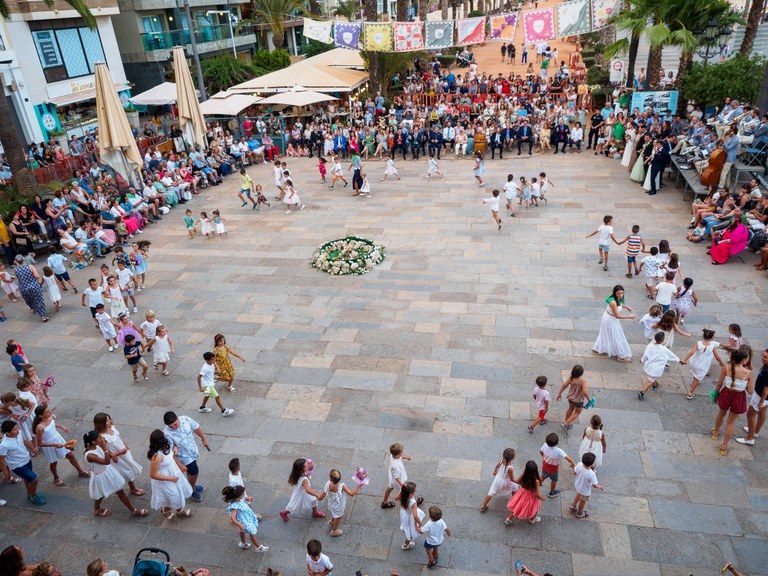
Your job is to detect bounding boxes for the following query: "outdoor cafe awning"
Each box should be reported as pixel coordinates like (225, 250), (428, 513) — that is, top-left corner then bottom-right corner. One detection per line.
(129, 82), (178, 106)
(46, 82), (131, 107)
(199, 93), (262, 116)
(229, 63), (368, 94)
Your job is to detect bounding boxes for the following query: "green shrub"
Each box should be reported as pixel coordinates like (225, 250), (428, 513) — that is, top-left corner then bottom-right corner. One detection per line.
(586, 66), (610, 87)
(251, 49), (291, 72)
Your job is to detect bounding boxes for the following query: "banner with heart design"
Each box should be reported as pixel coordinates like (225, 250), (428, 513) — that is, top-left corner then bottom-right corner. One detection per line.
(334, 22), (362, 50)
(364, 23), (393, 51)
(489, 13), (518, 41)
(522, 8), (555, 44)
(557, 0), (591, 38)
(456, 17), (486, 45)
(303, 19), (333, 44)
(393, 22), (424, 51)
(592, 0), (621, 31)
(424, 21), (453, 50)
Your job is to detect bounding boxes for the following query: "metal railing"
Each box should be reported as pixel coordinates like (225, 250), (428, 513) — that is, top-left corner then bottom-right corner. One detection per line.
(140, 24), (254, 51)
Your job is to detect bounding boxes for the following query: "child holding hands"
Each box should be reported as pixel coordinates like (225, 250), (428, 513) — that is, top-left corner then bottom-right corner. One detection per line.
(569, 452), (603, 519)
(222, 485), (268, 551)
(280, 458), (325, 521)
(381, 442), (421, 509)
(321, 468), (362, 536)
(528, 376), (550, 433)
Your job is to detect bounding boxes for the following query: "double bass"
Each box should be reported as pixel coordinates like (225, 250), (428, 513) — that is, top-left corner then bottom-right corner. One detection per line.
(700, 144), (726, 187)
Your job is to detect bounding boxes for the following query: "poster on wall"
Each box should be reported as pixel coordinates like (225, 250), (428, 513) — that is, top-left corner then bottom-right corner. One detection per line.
(522, 8), (555, 44)
(631, 90), (679, 114)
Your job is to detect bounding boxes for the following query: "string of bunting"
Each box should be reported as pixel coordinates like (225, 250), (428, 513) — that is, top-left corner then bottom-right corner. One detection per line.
(303, 0), (620, 51)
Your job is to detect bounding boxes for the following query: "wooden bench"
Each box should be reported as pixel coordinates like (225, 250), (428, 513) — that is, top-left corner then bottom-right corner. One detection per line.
(670, 155), (709, 200)
(729, 160), (764, 190)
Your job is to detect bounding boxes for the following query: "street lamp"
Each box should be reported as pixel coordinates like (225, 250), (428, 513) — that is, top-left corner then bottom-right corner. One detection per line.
(693, 19), (733, 64)
(206, 9), (237, 58)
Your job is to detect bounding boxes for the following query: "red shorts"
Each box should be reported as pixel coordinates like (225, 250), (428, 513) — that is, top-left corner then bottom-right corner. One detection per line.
(717, 387), (747, 415)
(538, 409), (547, 419)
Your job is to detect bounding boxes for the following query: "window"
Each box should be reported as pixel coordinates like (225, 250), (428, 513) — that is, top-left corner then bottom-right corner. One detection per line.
(142, 16), (163, 34)
(31, 23), (105, 82)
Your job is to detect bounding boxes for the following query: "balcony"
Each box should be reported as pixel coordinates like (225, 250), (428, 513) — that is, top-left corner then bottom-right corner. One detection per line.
(139, 24), (256, 60)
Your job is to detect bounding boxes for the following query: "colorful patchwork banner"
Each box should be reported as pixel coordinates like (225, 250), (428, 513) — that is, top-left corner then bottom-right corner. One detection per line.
(455, 17), (486, 45)
(424, 21), (453, 50)
(364, 23), (393, 51)
(334, 22), (361, 50)
(393, 22), (424, 51)
(489, 13), (518, 41)
(302, 19), (333, 44)
(522, 8), (555, 44)
(592, 0), (621, 30)
(556, 0), (591, 37)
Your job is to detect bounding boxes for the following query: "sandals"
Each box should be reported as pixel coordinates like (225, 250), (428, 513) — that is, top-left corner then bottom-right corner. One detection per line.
(130, 488), (146, 496)
(162, 371), (170, 376)
(79, 472), (92, 478)
(719, 445), (728, 456)
(686, 392), (695, 400)
(479, 505), (489, 512)
(54, 479), (66, 487)
(176, 508), (194, 518)
(625, 273), (633, 278)
(161, 507), (175, 520)
(504, 518), (513, 525)
(528, 515), (541, 524)
(576, 511), (589, 519)
(132, 508), (149, 517)
(6, 477), (22, 484)
(711, 429), (719, 440)
(401, 541), (416, 550)
(329, 529), (343, 537)
(94, 508), (112, 517)
(380, 501), (396, 509)
(568, 505), (578, 512)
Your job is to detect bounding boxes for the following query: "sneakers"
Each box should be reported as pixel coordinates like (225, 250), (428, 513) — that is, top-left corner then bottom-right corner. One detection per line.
(527, 425), (534, 434)
(254, 545), (268, 552)
(190, 492), (203, 503)
(198, 407), (213, 413)
(133, 306), (139, 313)
(0, 499), (6, 506)
(548, 490), (560, 498)
(222, 408), (234, 417)
(735, 438), (755, 446)
(108, 346), (114, 352)
(195, 485), (206, 493)
(743, 427), (760, 438)
(27, 493), (46, 506)
(637, 391), (645, 401)
(239, 542), (252, 550)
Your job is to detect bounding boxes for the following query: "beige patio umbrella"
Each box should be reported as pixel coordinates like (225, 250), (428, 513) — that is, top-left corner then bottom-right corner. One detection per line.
(173, 46), (206, 150)
(258, 86), (338, 108)
(94, 62), (142, 187)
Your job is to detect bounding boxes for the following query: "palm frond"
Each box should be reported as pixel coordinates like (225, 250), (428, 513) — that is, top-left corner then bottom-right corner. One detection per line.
(603, 38), (630, 59)
(646, 22), (671, 48)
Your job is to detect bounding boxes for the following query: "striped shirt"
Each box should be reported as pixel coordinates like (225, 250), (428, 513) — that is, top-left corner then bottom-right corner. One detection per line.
(626, 234), (642, 257)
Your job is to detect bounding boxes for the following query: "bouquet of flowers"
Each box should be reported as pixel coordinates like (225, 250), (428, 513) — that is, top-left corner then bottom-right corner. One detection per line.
(352, 467), (369, 486)
(305, 458), (314, 478)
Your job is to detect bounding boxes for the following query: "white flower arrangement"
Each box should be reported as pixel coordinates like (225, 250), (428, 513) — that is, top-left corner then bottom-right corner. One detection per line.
(310, 236), (385, 276)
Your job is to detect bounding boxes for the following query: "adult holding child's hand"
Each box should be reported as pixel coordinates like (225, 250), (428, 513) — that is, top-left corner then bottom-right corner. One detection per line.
(592, 285), (635, 364)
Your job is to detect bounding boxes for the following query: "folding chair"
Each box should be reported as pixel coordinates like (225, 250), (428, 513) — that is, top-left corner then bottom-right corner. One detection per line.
(740, 135), (768, 166)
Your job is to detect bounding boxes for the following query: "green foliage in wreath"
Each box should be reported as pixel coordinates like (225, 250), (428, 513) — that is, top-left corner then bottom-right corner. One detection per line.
(310, 236), (385, 276)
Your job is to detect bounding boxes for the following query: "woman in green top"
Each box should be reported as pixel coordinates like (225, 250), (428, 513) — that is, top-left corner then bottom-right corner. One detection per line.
(613, 113), (625, 142)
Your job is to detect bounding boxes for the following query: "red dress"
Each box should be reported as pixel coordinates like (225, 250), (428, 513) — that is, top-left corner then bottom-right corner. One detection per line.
(507, 483), (541, 520)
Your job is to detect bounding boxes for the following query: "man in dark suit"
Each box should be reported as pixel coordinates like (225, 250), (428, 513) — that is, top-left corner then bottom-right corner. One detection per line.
(517, 119), (533, 155)
(411, 129), (423, 160)
(428, 126), (443, 159)
(502, 124), (516, 151)
(648, 138), (668, 195)
(553, 120), (569, 154)
(490, 127), (506, 159)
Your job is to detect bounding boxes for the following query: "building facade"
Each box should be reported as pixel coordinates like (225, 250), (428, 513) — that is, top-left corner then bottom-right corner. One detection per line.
(1, 0), (129, 145)
(112, 0), (258, 95)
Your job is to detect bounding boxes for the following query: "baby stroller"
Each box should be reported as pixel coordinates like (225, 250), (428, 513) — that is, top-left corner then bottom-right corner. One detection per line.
(456, 51), (474, 68)
(133, 548), (173, 576)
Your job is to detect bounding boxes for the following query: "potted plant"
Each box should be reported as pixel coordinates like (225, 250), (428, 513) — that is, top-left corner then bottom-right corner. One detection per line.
(124, 104), (140, 129)
(47, 128), (69, 155)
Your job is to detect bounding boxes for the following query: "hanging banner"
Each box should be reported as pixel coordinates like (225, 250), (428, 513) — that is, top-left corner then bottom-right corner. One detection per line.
(631, 90), (679, 115)
(556, 0), (591, 37)
(592, 0), (621, 31)
(334, 22), (362, 50)
(424, 20), (453, 50)
(394, 22), (424, 51)
(364, 22), (393, 51)
(522, 8), (555, 44)
(303, 19), (334, 44)
(489, 13), (518, 41)
(456, 17), (486, 45)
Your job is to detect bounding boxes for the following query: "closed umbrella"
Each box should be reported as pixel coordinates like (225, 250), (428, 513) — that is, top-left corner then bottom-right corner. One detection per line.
(173, 46), (206, 150)
(94, 62), (142, 188)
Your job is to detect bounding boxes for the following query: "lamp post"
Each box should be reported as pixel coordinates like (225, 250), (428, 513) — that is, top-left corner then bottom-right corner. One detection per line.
(177, 0), (207, 101)
(206, 9), (237, 58)
(693, 19), (733, 64)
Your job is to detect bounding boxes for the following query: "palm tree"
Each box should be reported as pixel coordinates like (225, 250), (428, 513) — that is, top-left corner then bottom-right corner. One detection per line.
(605, 2), (655, 88)
(441, 0), (448, 19)
(397, 0), (408, 21)
(0, 0), (95, 195)
(251, 0), (305, 49)
(418, 0), (427, 22)
(740, 0), (766, 55)
(333, 0), (357, 20)
(363, 0), (381, 91)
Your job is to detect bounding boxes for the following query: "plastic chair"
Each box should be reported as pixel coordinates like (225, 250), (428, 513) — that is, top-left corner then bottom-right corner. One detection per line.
(740, 136), (768, 166)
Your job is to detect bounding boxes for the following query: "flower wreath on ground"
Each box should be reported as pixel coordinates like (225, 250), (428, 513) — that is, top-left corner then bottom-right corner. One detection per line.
(310, 236), (385, 276)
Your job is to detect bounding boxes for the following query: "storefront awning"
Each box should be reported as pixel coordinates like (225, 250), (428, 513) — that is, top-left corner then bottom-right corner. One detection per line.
(46, 83), (131, 107)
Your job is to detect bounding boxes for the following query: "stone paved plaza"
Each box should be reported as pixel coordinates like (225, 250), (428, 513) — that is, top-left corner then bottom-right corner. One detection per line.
(1, 150), (767, 576)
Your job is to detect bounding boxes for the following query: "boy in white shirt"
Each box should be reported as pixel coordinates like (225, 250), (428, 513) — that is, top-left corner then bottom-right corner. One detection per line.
(306, 539), (333, 576)
(585, 215), (618, 271)
(94, 303), (118, 352)
(638, 246), (662, 298)
(638, 332), (681, 400)
(481, 189), (502, 230)
(569, 452), (603, 519)
(503, 174), (519, 217)
(426, 154), (443, 179)
(539, 171), (553, 203)
(381, 442), (420, 508)
(528, 376), (550, 433)
(654, 271), (679, 313)
(273, 161), (284, 199)
(197, 352), (234, 416)
(418, 506), (451, 568)
(540, 433), (575, 497)
(81, 277), (105, 327)
(530, 177), (541, 207)
(329, 156), (348, 189)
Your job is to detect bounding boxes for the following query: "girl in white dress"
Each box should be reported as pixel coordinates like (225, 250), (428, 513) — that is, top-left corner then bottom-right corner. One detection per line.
(381, 158), (400, 181)
(578, 414), (606, 467)
(199, 211), (213, 239)
(280, 458), (325, 521)
(283, 179), (306, 213)
(103, 276), (128, 318)
(147, 325), (174, 376)
(93, 412), (145, 496)
(83, 430), (148, 517)
(321, 468), (362, 536)
(621, 130), (635, 168)
(32, 405), (90, 486)
(212, 210), (227, 240)
(652, 310), (691, 350)
(592, 285), (636, 363)
(473, 152), (485, 187)
(399, 481), (425, 550)
(638, 304), (663, 341)
(41, 267), (61, 312)
(680, 329), (724, 400)
(479, 447), (518, 512)
(148, 429), (194, 519)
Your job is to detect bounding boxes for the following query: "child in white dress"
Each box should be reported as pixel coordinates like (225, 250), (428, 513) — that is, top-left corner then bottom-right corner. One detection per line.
(479, 447), (518, 512)
(539, 171), (553, 203)
(147, 325), (174, 376)
(360, 173), (371, 197)
(42, 266), (61, 312)
(212, 210), (227, 240)
(32, 405), (91, 485)
(638, 332), (681, 400)
(578, 414), (606, 467)
(652, 310), (691, 350)
(426, 155), (443, 179)
(503, 174), (518, 217)
(83, 430), (148, 517)
(94, 304), (118, 352)
(104, 276), (128, 318)
(283, 179), (306, 213)
(280, 458), (325, 521)
(1, 392), (35, 451)
(321, 468), (362, 536)
(0, 262), (19, 301)
(199, 211), (213, 239)
(382, 158), (400, 181)
(93, 412), (145, 496)
(399, 481), (425, 550)
(638, 304), (663, 341)
(680, 329), (724, 399)
(148, 429), (194, 519)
